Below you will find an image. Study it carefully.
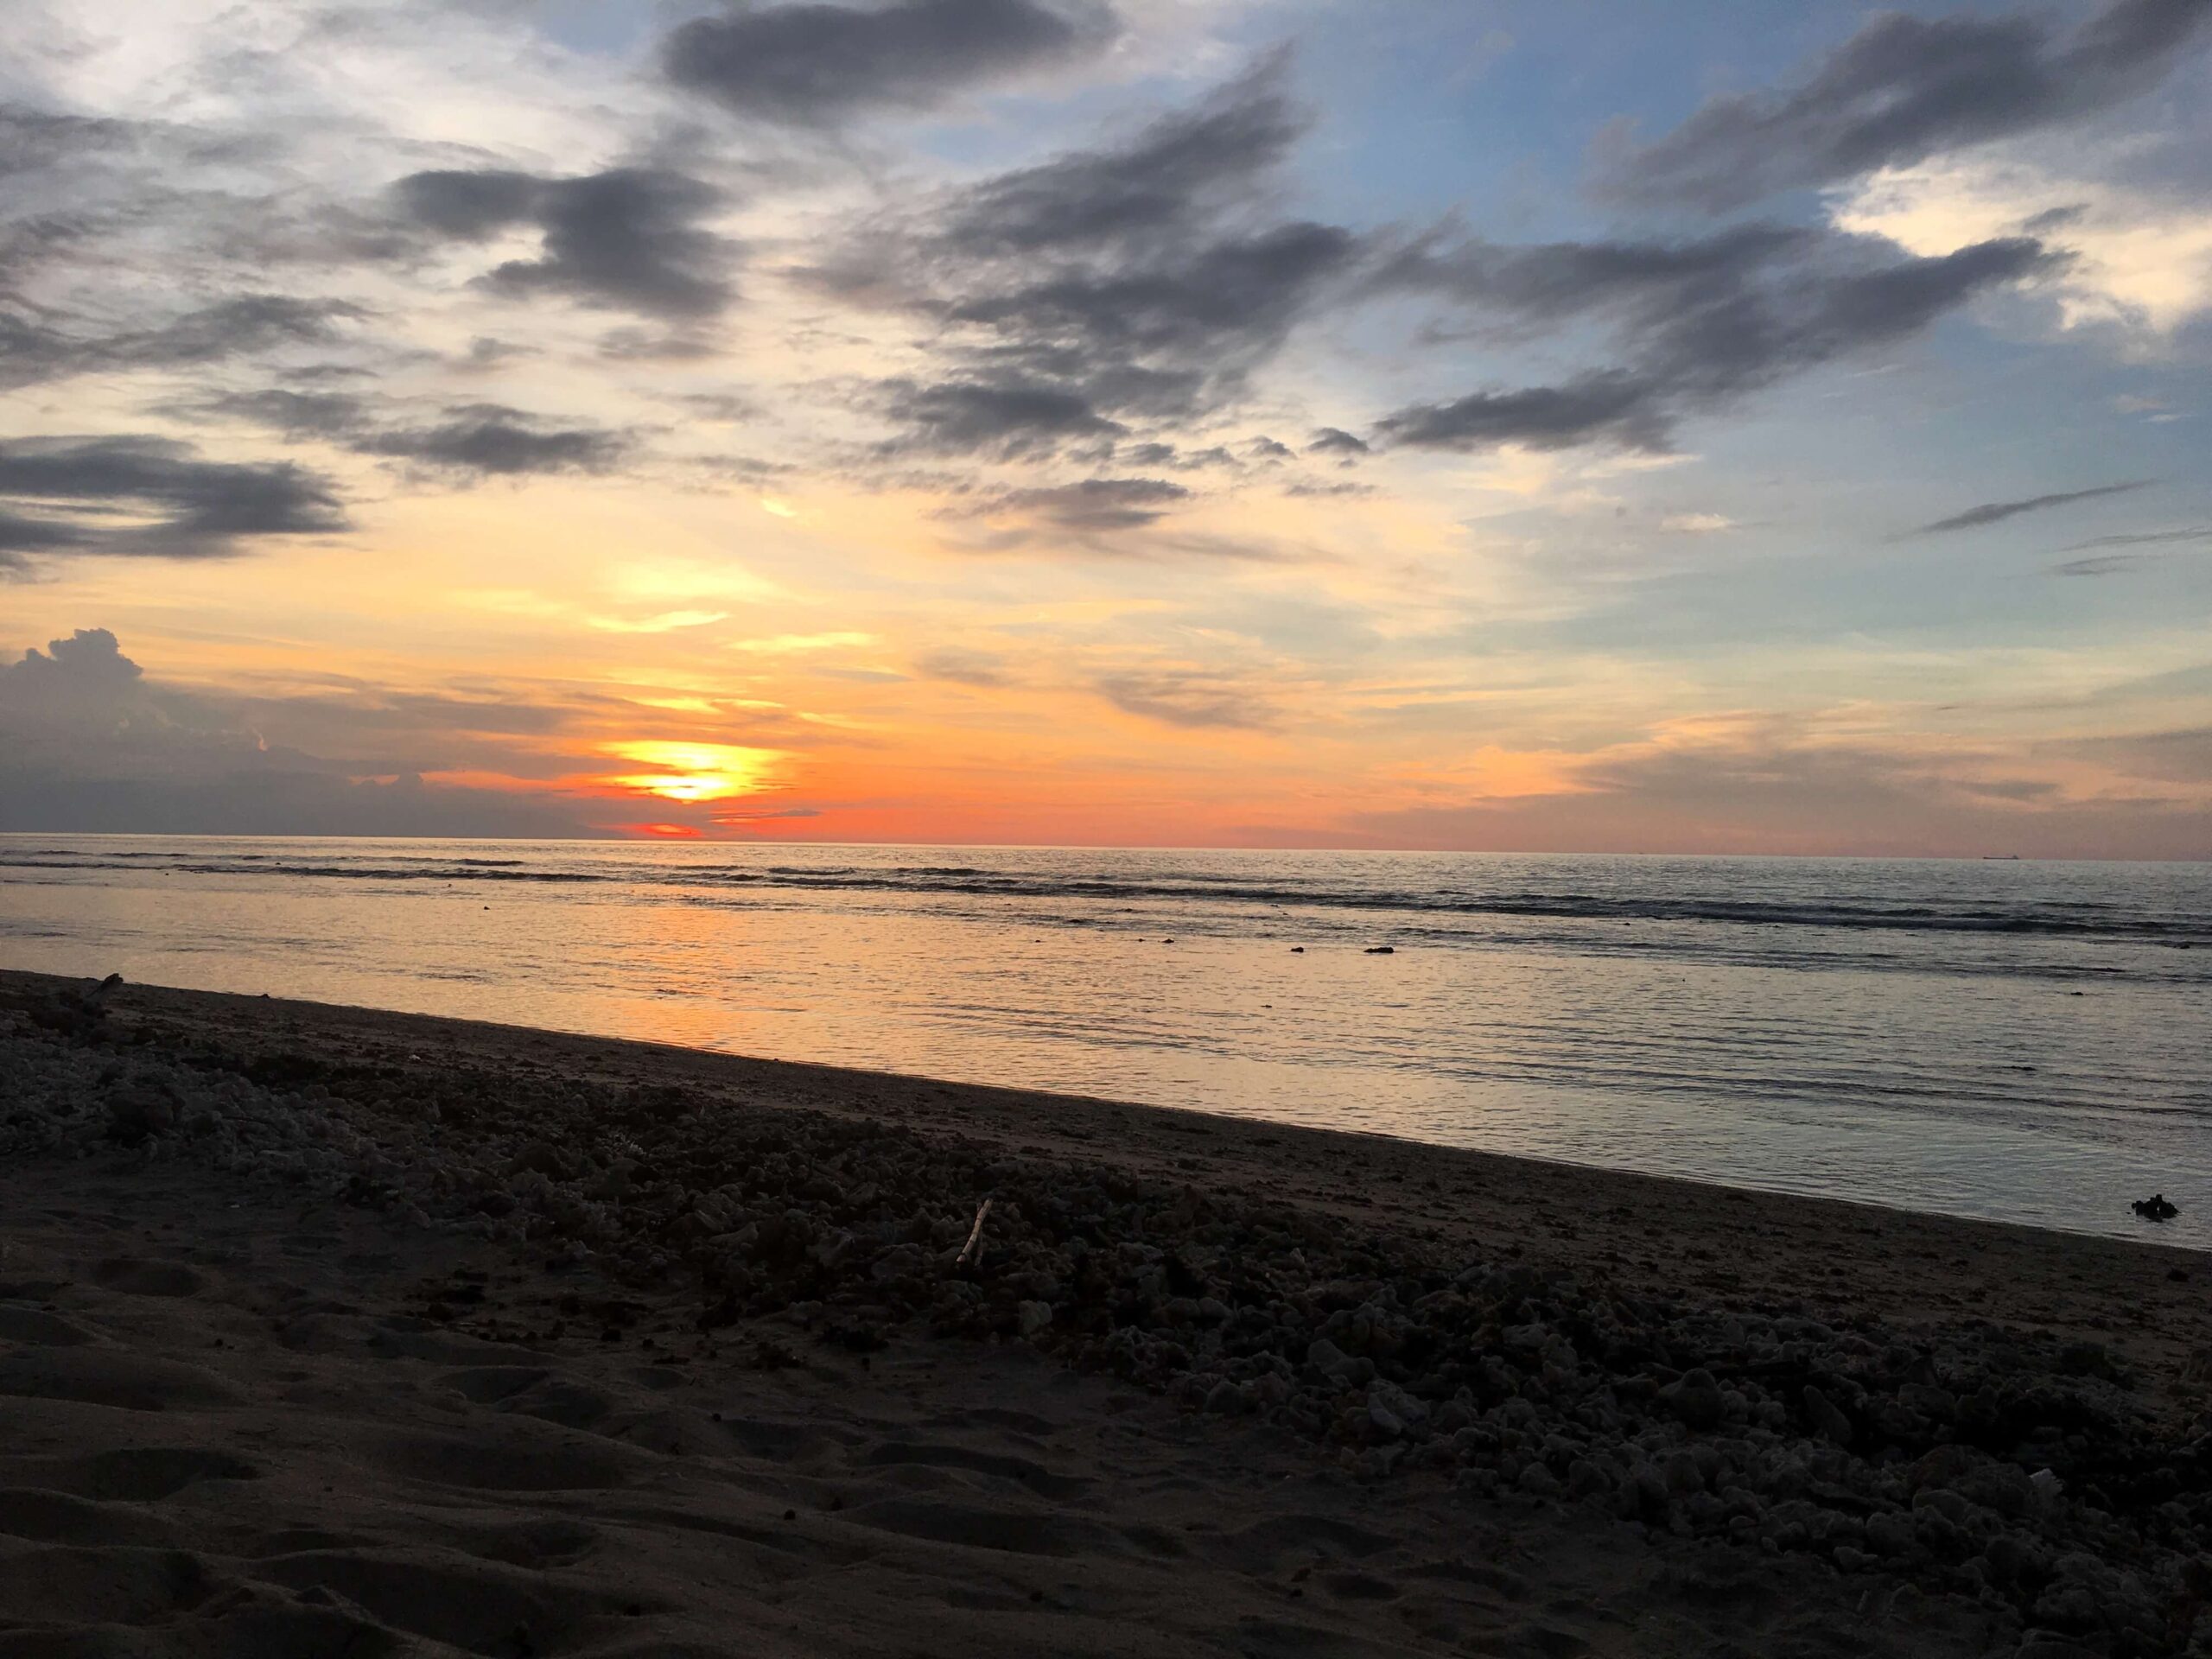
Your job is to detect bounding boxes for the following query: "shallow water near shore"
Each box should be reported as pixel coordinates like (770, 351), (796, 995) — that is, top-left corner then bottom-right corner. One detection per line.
(3, 836), (2207, 1247)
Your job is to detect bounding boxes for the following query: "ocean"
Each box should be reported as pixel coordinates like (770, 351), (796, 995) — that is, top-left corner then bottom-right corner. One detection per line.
(3, 836), (2206, 1247)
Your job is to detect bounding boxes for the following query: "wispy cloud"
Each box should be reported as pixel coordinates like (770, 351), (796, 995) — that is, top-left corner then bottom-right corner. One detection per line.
(662, 0), (1117, 127)
(1592, 0), (2212, 212)
(1911, 480), (2152, 535)
(0, 437), (346, 569)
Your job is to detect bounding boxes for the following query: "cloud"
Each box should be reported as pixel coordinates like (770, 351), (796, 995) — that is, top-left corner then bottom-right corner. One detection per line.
(931, 219), (1358, 419)
(2050, 553), (2159, 575)
(2045, 526), (2209, 574)
(1343, 713), (2210, 858)
(204, 388), (371, 439)
(935, 55), (1303, 255)
(1376, 234), (2052, 453)
(355, 404), (632, 477)
(206, 391), (632, 478)
(1096, 669), (1271, 728)
(0, 436), (346, 568)
(391, 167), (736, 321)
(0, 628), (627, 836)
(1376, 223), (1810, 324)
(2062, 525), (2212, 550)
(1911, 480), (2152, 534)
(1593, 0), (2212, 212)
(1831, 153), (2212, 334)
(2063, 725), (2212, 783)
(1307, 426), (1369, 456)
(914, 645), (1011, 685)
(0, 294), (365, 391)
(878, 378), (1124, 458)
(728, 631), (874, 653)
(0, 104), (133, 181)
(830, 60), (1363, 448)
(995, 475), (1189, 531)
(662, 0), (1116, 126)
(1376, 372), (1666, 454)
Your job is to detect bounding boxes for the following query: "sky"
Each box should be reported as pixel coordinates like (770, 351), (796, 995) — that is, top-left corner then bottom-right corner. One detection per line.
(1, 0), (2208, 856)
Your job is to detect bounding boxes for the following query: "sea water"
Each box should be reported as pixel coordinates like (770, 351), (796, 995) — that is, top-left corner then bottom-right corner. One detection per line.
(3, 837), (2205, 1246)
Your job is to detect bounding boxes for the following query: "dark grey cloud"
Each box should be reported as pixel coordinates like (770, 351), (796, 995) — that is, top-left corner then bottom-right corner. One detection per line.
(0, 629), (627, 836)
(0, 105), (134, 180)
(1377, 235), (2052, 454)
(938, 55), (1302, 255)
(1105, 440), (1241, 472)
(1913, 480), (2153, 535)
(0, 436), (346, 569)
(391, 166), (735, 321)
(828, 62), (1363, 454)
(354, 404), (632, 477)
(1307, 427), (1369, 456)
(997, 475), (1189, 531)
(1376, 224), (1809, 327)
(204, 391), (632, 478)
(942, 220), (1357, 391)
(879, 378), (1123, 458)
(203, 388), (370, 439)
(1377, 373), (1665, 453)
(118, 296), (365, 366)
(0, 506), (92, 553)
(1595, 0), (2212, 212)
(663, 0), (1115, 126)
(0, 294), (363, 391)
(391, 168), (541, 238)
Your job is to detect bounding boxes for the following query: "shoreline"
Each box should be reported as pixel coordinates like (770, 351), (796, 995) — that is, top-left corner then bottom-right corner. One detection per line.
(6, 967), (2202, 1336)
(4, 965), (2210, 1656)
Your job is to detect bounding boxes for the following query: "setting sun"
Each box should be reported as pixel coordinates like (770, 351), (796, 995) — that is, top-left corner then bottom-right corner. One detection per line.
(603, 741), (786, 804)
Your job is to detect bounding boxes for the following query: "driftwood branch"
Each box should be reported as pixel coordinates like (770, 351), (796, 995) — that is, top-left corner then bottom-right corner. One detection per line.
(954, 1198), (994, 1271)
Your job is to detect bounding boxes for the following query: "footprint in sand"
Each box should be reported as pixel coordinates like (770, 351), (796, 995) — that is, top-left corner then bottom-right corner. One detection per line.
(375, 1427), (648, 1493)
(0, 1348), (244, 1413)
(0, 1487), (185, 1548)
(9, 1446), (261, 1503)
(91, 1257), (205, 1298)
(0, 1306), (101, 1346)
(256, 1548), (647, 1655)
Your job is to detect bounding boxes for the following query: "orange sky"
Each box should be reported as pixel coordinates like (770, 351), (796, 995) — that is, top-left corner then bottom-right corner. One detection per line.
(2, 0), (2209, 858)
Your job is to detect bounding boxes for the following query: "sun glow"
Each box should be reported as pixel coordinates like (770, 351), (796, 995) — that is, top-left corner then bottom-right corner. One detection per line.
(603, 741), (785, 803)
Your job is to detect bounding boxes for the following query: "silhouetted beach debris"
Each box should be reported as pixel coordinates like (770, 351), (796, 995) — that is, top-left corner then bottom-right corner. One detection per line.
(3, 974), (2211, 1655)
(953, 1198), (993, 1271)
(2131, 1194), (2179, 1223)
(1363, 945), (1395, 954)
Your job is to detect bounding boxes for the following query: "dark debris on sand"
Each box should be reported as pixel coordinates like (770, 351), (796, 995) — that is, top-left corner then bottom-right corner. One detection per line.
(4, 976), (2211, 1658)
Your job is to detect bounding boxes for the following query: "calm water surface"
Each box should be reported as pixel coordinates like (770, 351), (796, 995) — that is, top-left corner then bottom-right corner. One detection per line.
(3, 837), (2206, 1247)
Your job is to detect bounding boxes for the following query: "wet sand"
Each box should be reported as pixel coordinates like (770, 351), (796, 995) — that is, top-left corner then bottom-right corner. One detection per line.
(2, 967), (2207, 1657)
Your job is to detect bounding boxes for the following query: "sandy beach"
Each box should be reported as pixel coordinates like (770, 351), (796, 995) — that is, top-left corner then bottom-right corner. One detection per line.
(2, 966), (2208, 1658)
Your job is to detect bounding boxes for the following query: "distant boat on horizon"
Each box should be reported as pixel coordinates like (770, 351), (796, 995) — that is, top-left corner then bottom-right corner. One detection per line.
(1983, 855), (2023, 860)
